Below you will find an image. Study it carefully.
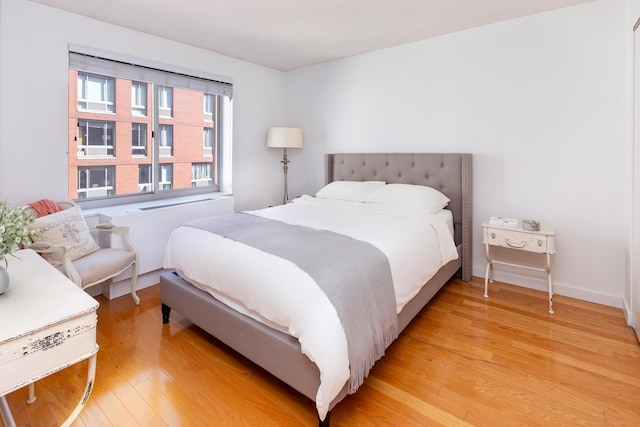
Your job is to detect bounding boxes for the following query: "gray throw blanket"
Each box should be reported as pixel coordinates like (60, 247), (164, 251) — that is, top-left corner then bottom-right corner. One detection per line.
(183, 212), (397, 393)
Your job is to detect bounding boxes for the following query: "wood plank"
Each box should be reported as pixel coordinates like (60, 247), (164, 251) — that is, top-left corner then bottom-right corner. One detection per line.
(2, 277), (639, 426)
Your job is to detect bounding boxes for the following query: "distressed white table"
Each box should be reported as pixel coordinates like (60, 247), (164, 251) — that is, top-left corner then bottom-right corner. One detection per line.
(0, 249), (99, 427)
(482, 221), (556, 314)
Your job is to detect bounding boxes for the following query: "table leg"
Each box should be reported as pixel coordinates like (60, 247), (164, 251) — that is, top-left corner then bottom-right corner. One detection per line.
(0, 395), (16, 427)
(547, 253), (554, 314)
(61, 352), (97, 427)
(484, 243), (493, 298)
(27, 383), (36, 404)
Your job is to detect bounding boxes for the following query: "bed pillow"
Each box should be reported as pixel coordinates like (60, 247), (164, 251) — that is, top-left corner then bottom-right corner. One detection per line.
(315, 180), (385, 203)
(29, 206), (100, 262)
(368, 183), (450, 213)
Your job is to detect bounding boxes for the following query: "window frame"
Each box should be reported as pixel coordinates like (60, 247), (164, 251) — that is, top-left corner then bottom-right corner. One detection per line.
(69, 45), (233, 209)
(77, 119), (115, 157)
(77, 166), (116, 199)
(77, 72), (115, 113)
(131, 81), (147, 117)
(191, 162), (213, 187)
(131, 123), (147, 157)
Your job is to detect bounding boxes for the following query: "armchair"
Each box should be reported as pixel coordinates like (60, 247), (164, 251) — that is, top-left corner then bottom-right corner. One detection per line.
(27, 200), (140, 305)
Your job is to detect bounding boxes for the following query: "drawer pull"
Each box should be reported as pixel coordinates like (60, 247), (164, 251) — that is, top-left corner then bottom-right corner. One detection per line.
(505, 238), (526, 248)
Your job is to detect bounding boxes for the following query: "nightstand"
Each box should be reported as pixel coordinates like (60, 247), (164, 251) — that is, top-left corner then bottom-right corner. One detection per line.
(482, 220), (556, 314)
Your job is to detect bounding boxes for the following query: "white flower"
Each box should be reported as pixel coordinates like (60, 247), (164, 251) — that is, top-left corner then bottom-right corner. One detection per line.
(0, 201), (39, 268)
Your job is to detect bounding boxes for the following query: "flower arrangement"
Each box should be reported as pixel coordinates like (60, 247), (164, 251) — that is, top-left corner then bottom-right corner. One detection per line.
(0, 201), (38, 268)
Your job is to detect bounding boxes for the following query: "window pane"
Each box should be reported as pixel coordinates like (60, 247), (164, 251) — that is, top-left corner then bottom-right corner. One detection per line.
(158, 124), (173, 157)
(159, 86), (173, 118)
(77, 120), (115, 157)
(77, 166), (115, 199)
(132, 123), (147, 156)
(77, 72), (115, 113)
(203, 127), (213, 157)
(132, 82), (147, 116)
(69, 58), (229, 203)
(160, 164), (173, 191)
(138, 164), (152, 192)
(191, 162), (212, 187)
(204, 93), (214, 122)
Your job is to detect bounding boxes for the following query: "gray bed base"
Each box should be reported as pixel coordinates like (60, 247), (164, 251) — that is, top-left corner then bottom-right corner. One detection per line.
(160, 153), (472, 426)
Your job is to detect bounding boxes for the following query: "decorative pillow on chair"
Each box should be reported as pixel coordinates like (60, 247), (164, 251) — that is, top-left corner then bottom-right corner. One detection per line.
(29, 206), (100, 262)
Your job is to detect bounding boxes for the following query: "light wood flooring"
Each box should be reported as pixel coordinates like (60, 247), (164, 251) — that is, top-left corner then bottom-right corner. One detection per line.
(3, 276), (640, 426)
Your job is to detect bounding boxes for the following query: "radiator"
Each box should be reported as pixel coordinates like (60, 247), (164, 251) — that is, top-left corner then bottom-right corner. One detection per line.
(85, 196), (234, 300)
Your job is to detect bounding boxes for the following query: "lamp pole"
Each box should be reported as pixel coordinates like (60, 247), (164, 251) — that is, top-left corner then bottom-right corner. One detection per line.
(281, 147), (290, 204)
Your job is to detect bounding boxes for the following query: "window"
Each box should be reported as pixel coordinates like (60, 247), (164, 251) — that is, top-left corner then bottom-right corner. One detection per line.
(138, 164), (152, 192)
(77, 120), (115, 157)
(77, 72), (115, 113)
(203, 127), (214, 157)
(78, 166), (115, 199)
(204, 93), (214, 122)
(132, 123), (147, 156)
(158, 86), (173, 118)
(69, 48), (233, 204)
(159, 164), (173, 190)
(192, 162), (212, 187)
(131, 82), (147, 116)
(158, 124), (173, 157)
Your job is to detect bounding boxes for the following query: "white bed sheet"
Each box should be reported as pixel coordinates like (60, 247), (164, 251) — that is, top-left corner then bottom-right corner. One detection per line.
(163, 196), (458, 420)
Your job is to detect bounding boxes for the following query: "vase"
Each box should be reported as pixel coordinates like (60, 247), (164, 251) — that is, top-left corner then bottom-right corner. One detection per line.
(0, 265), (9, 295)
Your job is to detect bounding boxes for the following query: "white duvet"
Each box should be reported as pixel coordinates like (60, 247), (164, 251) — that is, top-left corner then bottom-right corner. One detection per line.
(163, 195), (458, 420)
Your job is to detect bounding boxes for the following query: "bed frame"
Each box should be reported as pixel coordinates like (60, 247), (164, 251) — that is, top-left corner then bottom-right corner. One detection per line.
(160, 153), (472, 426)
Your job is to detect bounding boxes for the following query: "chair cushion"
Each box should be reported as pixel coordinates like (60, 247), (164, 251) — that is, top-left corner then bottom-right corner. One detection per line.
(71, 248), (136, 288)
(29, 206), (100, 262)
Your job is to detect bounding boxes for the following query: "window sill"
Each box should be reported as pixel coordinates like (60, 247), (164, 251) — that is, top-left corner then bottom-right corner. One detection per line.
(81, 192), (232, 218)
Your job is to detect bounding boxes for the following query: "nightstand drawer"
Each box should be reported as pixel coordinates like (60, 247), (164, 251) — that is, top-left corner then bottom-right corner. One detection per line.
(483, 228), (552, 254)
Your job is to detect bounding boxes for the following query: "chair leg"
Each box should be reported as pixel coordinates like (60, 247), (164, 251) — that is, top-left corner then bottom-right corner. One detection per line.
(130, 261), (140, 305)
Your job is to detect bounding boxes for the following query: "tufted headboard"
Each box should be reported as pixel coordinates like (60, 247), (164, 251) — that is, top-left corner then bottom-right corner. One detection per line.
(325, 153), (472, 281)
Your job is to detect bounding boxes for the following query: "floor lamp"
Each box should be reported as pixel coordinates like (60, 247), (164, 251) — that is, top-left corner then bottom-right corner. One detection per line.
(266, 127), (303, 204)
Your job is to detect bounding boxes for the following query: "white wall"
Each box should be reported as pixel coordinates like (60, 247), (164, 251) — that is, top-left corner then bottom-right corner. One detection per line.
(0, 0), (288, 212)
(628, 0), (640, 335)
(287, 0), (628, 307)
(0, 0), (631, 308)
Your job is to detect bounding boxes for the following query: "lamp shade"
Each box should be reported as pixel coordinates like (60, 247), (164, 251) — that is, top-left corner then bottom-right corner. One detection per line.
(266, 127), (303, 148)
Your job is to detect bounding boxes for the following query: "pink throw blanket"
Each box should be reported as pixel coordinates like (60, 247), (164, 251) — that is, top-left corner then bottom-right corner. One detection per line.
(29, 199), (64, 218)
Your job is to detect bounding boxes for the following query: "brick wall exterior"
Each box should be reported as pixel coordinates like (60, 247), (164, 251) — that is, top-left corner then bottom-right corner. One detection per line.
(68, 71), (215, 199)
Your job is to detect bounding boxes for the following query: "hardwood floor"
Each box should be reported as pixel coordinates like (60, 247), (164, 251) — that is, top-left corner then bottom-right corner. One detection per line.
(3, 277), (640, 426)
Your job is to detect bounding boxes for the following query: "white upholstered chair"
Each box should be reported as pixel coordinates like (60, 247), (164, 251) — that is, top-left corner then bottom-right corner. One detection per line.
(27, 200), (140, 305)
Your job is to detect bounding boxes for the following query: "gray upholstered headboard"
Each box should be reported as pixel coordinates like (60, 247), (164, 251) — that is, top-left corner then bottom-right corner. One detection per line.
(325, 153), (472, 281)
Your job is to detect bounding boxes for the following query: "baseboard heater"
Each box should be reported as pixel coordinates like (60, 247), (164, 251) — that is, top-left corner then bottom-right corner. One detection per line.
(138, 198), (216, 211)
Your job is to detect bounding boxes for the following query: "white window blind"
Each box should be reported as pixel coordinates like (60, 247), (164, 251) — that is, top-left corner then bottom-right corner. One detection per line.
(69, 48), (233, 98)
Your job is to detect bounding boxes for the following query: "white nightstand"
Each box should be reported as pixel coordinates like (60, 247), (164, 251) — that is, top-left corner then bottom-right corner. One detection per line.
(482, 220), (556, 314)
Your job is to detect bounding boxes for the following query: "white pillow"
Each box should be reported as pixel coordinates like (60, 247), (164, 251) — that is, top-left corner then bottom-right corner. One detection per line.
(315, 180), (385, 203)
(368, 183), (450, 213)
(29, 206), (100, 262)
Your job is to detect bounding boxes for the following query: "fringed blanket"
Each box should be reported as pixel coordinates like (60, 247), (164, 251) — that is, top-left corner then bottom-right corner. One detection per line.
(183, 212), (397, 393)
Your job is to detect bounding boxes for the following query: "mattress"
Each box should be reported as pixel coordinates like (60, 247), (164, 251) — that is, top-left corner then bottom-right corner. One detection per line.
(163, 195), (458, 419)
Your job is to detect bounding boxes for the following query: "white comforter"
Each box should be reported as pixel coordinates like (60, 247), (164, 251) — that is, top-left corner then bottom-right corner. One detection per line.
(163, 195), (458, 420)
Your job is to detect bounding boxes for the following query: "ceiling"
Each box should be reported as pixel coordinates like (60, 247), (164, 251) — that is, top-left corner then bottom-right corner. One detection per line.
(29, 0), (592, 71)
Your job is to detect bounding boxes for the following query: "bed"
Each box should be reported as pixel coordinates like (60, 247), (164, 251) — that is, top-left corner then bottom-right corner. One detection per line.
(160, 153), (472, 426)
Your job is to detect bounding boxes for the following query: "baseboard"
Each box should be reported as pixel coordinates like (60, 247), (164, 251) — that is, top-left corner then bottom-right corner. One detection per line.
(622, 297), (633, 327)
(471, 265), (623, 309)
(85, 269), (166, 301)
